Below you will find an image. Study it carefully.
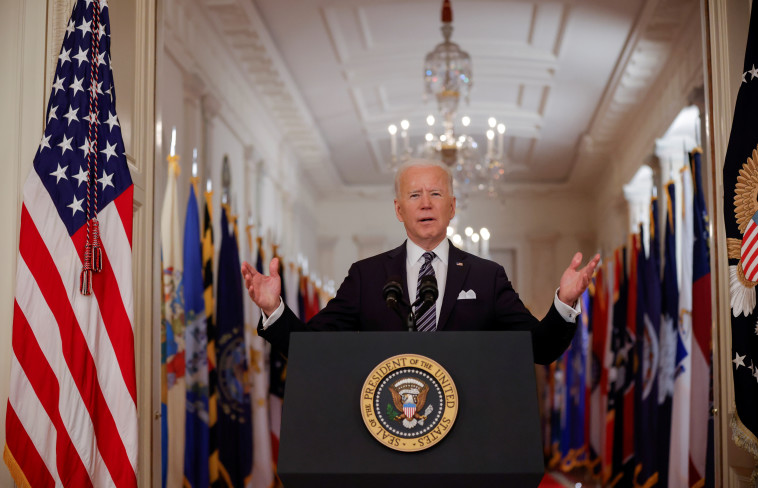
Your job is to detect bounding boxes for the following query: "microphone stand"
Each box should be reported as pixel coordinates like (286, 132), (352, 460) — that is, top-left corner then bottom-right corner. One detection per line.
(385, 296), (419, 332)
(406, 297), (435, 332)
(406, 309), (416, 332)
(383, 278), (437, 332)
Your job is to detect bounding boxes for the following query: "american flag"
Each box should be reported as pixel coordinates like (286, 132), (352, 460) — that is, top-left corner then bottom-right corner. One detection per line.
(3, 0), (137, 486)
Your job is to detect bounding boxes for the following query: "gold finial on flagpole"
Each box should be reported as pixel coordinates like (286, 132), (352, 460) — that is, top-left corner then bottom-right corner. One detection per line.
(256, 236), (264, 262)
(204, 178), (213, 218)
(190, 147), (199, 191)
(168, 126), (181, 176)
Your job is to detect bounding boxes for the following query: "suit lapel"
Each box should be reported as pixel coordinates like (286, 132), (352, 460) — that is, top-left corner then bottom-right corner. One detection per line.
(438, 242), (470, 330)
(385, 242), (410, 305)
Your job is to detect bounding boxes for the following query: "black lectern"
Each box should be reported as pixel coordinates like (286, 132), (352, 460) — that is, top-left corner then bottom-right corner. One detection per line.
(278, 331), (544, 488)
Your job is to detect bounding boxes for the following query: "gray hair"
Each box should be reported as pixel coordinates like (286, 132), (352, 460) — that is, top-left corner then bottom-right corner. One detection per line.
(394, 158), (455, 198)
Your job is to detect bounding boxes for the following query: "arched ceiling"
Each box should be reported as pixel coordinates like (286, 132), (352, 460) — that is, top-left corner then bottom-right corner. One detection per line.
(197, 0), (700, 196)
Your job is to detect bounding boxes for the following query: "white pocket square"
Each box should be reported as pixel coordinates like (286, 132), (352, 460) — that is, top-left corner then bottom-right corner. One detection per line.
(457, 289), (476, 300)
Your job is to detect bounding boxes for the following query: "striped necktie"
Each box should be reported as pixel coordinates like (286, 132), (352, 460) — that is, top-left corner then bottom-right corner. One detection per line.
(416, 251), (437, 332)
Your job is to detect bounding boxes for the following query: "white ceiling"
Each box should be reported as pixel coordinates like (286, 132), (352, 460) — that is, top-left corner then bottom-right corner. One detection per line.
(200, 0), (700, 195)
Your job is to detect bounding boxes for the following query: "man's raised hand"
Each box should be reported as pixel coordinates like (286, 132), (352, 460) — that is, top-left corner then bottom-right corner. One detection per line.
(241, 257), (281, 316)
(557, 252), (601, 306)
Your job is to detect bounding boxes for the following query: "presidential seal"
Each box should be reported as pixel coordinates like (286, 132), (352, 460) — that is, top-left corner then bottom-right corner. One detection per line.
(360, 354), (458, 452)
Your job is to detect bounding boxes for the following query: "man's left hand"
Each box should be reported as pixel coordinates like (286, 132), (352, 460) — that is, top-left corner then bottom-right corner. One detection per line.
(557, 252), (601, 306)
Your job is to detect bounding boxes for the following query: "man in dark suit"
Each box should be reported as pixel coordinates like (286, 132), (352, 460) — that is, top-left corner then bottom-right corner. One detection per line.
(242, 159), (599, 365)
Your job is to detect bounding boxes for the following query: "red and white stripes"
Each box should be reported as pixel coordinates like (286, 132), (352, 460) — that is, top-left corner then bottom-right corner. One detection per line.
(5, 170), (136, 487)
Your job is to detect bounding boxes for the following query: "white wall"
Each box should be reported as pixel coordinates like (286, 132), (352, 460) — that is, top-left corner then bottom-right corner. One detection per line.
(0, 2), (48, 486)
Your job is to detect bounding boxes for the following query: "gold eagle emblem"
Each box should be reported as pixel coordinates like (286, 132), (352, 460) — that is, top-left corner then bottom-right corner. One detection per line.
(389, 381), (429, 421)
(729, 145), (758, 316)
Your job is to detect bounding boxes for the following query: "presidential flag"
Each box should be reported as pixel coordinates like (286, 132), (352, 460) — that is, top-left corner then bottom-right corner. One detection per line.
(4, 0), (137, 485)
(183, 182), (209, 488)
(216, 205), (253, 486)
(723, 0), (758, 461)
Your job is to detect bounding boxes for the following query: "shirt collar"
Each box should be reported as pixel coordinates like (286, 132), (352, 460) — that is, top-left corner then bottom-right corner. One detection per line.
(406, 239), (449, 266)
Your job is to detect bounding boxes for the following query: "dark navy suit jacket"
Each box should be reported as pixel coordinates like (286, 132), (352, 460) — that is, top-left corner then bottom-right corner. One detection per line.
(258, 240), (576, 364)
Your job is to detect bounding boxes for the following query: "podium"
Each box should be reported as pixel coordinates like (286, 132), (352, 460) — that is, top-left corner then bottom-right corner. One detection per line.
(277, 331), (545, 488)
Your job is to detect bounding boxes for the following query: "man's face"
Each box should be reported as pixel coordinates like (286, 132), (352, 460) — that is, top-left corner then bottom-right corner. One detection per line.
(394, 165), (456, 250)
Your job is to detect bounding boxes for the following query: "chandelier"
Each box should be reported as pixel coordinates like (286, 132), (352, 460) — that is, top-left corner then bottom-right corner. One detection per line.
(388, 0), (508, 204)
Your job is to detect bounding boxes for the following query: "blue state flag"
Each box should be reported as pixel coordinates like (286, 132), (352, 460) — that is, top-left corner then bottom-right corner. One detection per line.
(216, 205), (253, 486)
(634, 198), (662, 488)
(608, 247), (631, 486)
(658, 181), (679, 488)
(559, 288), (589, 471)
(183, 183), (210, 487)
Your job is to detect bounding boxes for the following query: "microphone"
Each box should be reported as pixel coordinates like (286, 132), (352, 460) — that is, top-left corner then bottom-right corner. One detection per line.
(382, 278), (404, 310)
(413, 275), (440, 317)
(416, 275), (438, 312)
(383, 277), (415, 331)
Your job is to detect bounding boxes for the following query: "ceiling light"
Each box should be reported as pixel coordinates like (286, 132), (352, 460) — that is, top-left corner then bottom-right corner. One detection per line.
(387, 0), (511, 207)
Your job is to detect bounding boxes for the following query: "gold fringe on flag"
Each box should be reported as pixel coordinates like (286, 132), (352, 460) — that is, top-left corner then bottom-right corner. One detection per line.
(731, 413), (758, 488)
(3, 444), (31, 488)
(731, 411), (758, 458)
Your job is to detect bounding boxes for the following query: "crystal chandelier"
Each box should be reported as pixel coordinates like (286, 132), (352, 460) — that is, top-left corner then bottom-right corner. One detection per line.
(388, 0), (508, 205)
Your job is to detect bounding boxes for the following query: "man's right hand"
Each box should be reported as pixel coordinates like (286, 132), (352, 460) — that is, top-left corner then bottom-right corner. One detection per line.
(241, 257), (281, 316)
